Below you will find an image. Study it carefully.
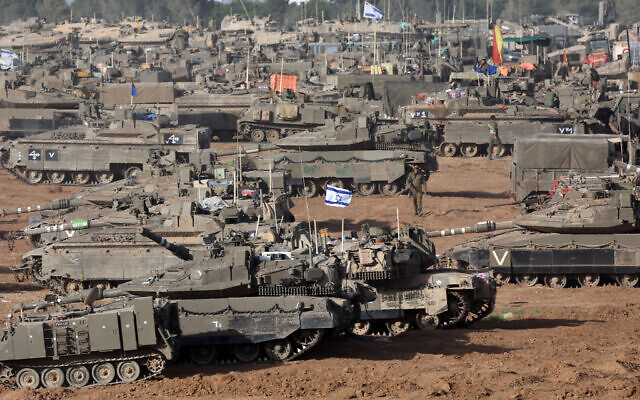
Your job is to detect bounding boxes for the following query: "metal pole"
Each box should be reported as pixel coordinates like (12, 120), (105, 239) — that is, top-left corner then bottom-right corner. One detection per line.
(396, 208), (400, 242)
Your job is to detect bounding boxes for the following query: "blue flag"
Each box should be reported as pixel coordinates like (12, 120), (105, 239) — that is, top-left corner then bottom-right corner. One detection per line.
(131, 82), (137, 97)
(325, 185), (352, 208)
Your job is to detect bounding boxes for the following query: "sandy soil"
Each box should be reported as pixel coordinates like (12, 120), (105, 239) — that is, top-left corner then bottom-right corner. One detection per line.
(0, 156), (638, 399)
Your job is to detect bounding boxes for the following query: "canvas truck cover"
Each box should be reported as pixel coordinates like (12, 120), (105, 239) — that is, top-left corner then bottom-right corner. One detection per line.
(100, 82), (174, 105)
(514, 136), (611, 170)
(276, 103), (299, 120)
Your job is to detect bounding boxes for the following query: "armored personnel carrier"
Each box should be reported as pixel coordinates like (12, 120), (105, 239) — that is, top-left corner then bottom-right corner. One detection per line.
(338, 225), (496, 335)
(0, 119), (211, 185)
(433, 162), (640, 287)
(0, 228), (367, 389)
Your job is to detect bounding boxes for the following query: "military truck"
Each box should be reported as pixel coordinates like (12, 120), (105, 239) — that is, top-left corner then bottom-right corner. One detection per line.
(0, 120), (211, 185)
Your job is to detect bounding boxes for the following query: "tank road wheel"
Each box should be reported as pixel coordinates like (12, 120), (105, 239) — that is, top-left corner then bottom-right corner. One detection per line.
(578, 274), (601, 287)
(95, 171), (115, 184)
(145, 356), (165, 375)
(297, 180), (318, 198)
(544, 275), (568, 289)
(350, 320), (372, 335)
(494, 272), (511, 285)
(250, 129), (266, 142)
(116, 361), (140, 383)
(440, 291), (471, 328)
(497, 145), (509, 157)
(64, 279), (83, 294)
(125, 166), (142, 178)
(41, 368), (65, 388)
(264, 339), (293, 361)
(66, 366), (90, 387)
(325, 178), (344, 189)
(356, 182), (377, 196)
(415, 311), (439, 330)
(386, 319), (411, 336)
(25, 170), (43, 184)
(234, 344), (260, 362)
(266, 129), (280, 142)
(379, 181), (399, 196)
(16, 368), (40, 389)
(73, 172), (91, 185)
(189, 345), (216, 365)
(461, 143), (479, 158)
(47, 171), (66, 184)
(293, 329), (323, 348)
(440, 142), (458, 157)
(91, 362), (116, 385)
(515, 274), (539, 287)
(616, 274), (640, 288)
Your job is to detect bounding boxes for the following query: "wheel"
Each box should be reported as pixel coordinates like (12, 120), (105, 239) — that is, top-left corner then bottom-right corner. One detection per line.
(41, 368), (64, 388)
(234, 343), (260, 362)
(16, 368), (40, 389)
(189, 345), (216, 365)
(95, 171), (114, 184)
(73, 172), (91, 185)
(145, 356), (165, 375)
(125, 166), (142, 178)
(297, 179), (317, 198)
(386, 319), (411, 336)
(66, 365), (90, 387)
(544, 275), (567, 289)
(489, 144), (506, 159)
(515, 274), (539, 287)
(116, 360), (140, 383)
(47, 171), (66, 184)
(616, 274), (640, 287)
(494, 272), (511, 284)
(440, 142), (458, 157)
(91, 362), (115, 385)
(379, 181), (399, 196)
(64, 280), (83, 294)
(440, 291), (471, 328)
(415, 312), (439, 330)
(250, 129), (266, 142)
(264, 339), (292, 361)
(325, 178), (344, 189)
(498, 144), (509, 157)
(293, 330), (323, 347)
(578, 274), (600, 287)
(461, 143), (478, 158)
(25, 170), (43, 184)
(266, 129), (280, 142)
(349, 321), (371, 335)
(356, 182), (377, 196)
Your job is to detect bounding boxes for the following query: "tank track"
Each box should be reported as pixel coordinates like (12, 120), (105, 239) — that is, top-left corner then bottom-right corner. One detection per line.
(0, 351), (165, 389)
(11, 258), (68, 297)
(2, 165), (98, 187)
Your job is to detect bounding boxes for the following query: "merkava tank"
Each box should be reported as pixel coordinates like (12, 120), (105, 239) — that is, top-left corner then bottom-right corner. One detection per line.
(0, 228), (367, 389)
(402, 95), (580, 158)
(0, 118), (211, 185)
(433, 161), (640, 288)
(336, 224), (496, 335)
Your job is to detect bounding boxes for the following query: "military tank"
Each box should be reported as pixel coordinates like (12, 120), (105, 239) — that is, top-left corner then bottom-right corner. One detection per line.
(0, 119), (211, 185)
(336, 225), (496, 335)
(432, 162), (640, 287)
(0, 227), (368, 389)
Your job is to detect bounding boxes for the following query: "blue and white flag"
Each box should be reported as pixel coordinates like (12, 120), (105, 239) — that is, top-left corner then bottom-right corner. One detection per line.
(363, 1), (384, 21)
(131, 82), (137, 97)
(325, 185), (352, 208)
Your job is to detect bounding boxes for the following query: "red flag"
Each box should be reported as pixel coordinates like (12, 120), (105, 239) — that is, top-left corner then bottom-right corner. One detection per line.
(493, 25), (503, 64)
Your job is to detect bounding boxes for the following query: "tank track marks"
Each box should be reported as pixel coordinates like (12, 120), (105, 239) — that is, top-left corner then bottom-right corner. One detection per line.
(184, 328), (325, 365)
(1, 351), (165, 389)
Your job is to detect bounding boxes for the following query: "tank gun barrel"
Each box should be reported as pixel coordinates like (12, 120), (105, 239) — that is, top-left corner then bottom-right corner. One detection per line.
(17, 219), (112, 236)
(614, 161), (640, 176)
(426, 221), (514, 238)
(13, 288), (125, 312)
(2, 198), (88, 216)
(137, 227), (193, 261)
(215, 143), (278, 157)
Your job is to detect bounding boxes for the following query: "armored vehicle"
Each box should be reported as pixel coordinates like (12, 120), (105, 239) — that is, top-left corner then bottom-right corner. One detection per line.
(338, 225), (496, 335)
(434, 162), (640, 288)
(0, 120), (211, 185)
(0, 228), (367, 389)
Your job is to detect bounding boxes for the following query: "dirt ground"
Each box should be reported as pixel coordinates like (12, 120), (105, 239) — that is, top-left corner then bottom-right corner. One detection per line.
(0, 156), (639, 399)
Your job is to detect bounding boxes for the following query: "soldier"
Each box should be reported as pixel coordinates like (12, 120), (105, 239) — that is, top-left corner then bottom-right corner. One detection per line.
(487, 115), (501, 160)
(405, 166), (427, 216)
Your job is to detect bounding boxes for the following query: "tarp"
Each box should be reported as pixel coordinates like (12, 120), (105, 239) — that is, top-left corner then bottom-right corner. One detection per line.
(100, 83), (174, 105)
(514, 136), (610, 170)
(383, 81), (444, 115)
(270, 74), (298, 93)
(276, 103), (299, 120)
(503, 34), (552, 43)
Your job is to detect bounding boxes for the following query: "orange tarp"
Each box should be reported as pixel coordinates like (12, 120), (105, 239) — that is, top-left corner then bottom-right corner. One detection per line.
(270, 74), (298, 92)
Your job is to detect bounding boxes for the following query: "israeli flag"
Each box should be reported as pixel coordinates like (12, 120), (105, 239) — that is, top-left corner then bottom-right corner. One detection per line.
(363, 1), (384, 21)
(325, 185), (352, 208)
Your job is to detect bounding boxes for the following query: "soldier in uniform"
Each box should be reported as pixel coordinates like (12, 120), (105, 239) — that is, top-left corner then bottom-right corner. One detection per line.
(487, 115), (501, 160)
(405, 165), (427, 216)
